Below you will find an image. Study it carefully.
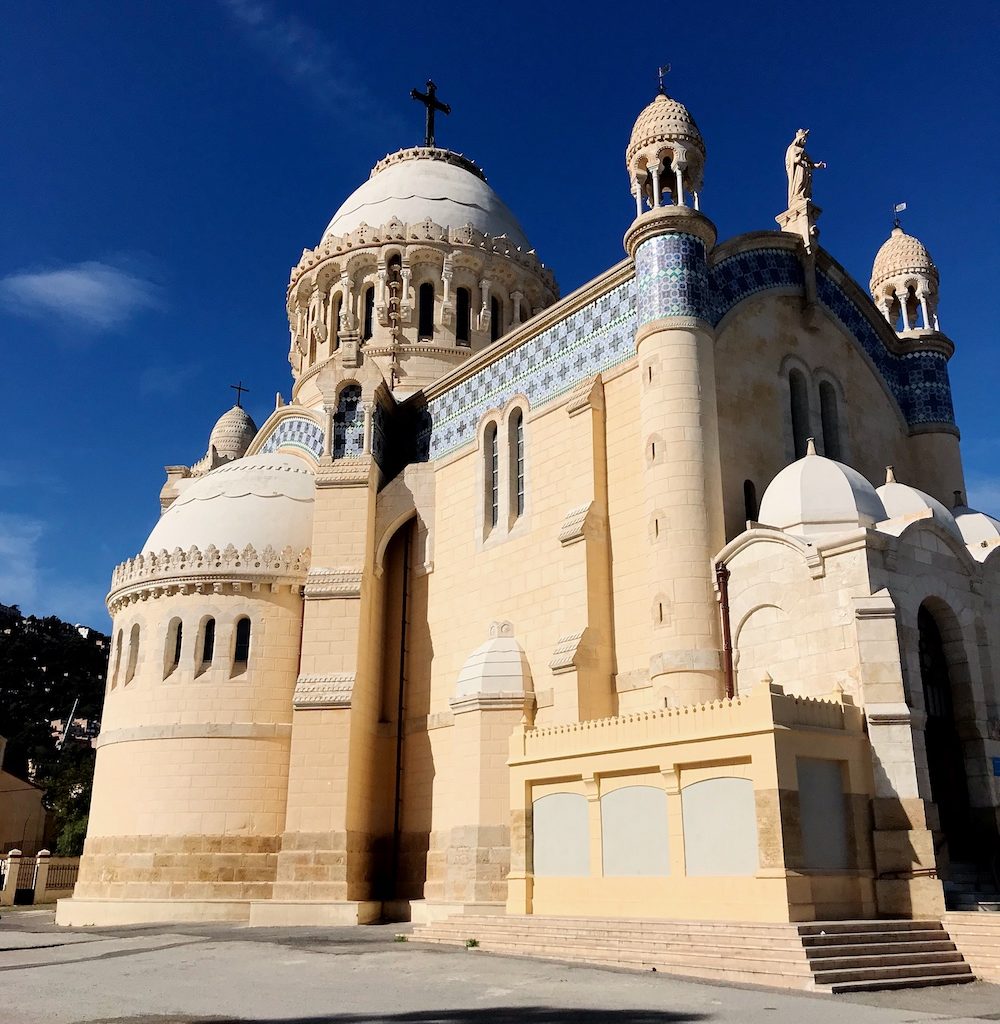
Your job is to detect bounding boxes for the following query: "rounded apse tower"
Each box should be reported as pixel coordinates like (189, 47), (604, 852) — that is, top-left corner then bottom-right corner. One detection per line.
(623, 88), (725, 707)
(61, 455), (313, 924)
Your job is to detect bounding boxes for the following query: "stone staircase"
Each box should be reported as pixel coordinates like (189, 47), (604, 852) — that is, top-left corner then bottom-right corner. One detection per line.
(943, 861), (1000, 912)
(943, 912), (1000, 982)
(411, 915), (975, 993)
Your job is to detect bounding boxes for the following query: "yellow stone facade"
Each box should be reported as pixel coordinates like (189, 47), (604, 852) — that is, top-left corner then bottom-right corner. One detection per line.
(58, 91), (1000, 928)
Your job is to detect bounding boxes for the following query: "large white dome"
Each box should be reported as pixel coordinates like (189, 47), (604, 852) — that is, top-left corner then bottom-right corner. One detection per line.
(758, 446), (886, 537)
(322, 148), (530, 249)
(143, 454), (315, 555)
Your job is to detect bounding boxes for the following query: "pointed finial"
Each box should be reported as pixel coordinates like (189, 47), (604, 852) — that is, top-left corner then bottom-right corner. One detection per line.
(885, 465), (896, 484)
(806, 437), (817, 456)
(657, 63), (670, 95)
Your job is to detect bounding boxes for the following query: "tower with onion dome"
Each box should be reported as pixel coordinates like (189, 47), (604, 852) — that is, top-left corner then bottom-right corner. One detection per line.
(623, 86), (725, 707)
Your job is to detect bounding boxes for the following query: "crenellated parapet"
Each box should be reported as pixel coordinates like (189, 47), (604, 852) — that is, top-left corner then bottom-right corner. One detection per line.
(107, 543), (311, 613)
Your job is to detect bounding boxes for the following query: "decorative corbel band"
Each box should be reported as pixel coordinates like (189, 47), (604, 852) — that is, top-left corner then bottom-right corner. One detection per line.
(549, 630), (587, 673)
(853, 592), (898, 621)
(566, 374), (604, 418)
(558, 503), (591, 546)
(448, 692), (534, 715)
(316, 458), (372, 488)
(865, 702), (915, 727)
(304, 567), (363, 599)
(293, 673), (355, 709)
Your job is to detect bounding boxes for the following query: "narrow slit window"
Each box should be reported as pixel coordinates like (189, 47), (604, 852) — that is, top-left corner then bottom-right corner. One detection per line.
(789, 369), (810, 460)
(819, 381), (841, 461)
(110, 630), (123, 690)
(743, 479), (758, 522)
(164, 618), (183, 679)
(418, 282), (435, 339)
(508, 408), (525, 519)
(232, 617), (251, 676)
(362, 286), (375, 341)
(330, 295), (341, 350)
(485, 423), (499, 531)
(490, 295), (502, 342)
(124, 624), (140, 686)
(456, 287), (471, 346)
(201, 618), (215, 667)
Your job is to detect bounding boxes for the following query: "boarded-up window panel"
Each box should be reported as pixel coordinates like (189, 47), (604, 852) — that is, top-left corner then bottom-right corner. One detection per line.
(601, 786), (669, 877)
(797, 758), (850, 870)
(532, 793), (589, 877)
(681, 777), (758, 876)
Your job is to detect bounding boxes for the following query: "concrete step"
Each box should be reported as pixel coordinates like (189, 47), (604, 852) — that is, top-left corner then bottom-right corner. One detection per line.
(807, 951), (965, 972)
(801, 929), (949, 947)
(797, 920), (945, 935)
(828, 972), (976, 994)
(812, 961), (973, 987)
(803, 940), (956, 958)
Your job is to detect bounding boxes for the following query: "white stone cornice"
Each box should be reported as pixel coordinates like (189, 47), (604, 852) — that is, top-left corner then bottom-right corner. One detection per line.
(304, 567), (363, 600)
(293, 673), (355, 709)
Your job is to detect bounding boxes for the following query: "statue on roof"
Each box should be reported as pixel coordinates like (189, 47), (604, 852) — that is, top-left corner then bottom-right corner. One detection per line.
(785, 128), (826, 207)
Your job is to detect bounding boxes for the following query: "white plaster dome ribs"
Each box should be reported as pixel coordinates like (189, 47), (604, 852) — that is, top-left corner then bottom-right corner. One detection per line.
(876, 473), (964, 541)
(322, 148), (530, 249)
(869, 227), (938, 295)
(757, 443), (887, 537)
(107, 455), (314, 611)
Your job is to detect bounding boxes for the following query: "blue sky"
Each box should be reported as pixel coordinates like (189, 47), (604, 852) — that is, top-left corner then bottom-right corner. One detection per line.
(1, 1), (998, 629)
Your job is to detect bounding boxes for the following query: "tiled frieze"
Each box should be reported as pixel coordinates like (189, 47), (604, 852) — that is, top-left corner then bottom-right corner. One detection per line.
(709, 248), (804, 324)
(634, 233), (711, 324)
(425, 278), (637, 459)
(259, 416), (324, 460)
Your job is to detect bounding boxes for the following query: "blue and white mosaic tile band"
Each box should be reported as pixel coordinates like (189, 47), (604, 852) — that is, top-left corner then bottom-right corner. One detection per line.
(425, 278), (637, 459)
(260, 416), (324, 459)
(634, 233), (711, 325)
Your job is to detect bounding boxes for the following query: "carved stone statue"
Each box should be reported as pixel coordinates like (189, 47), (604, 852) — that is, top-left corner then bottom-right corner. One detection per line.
(785, 128), (827, 207)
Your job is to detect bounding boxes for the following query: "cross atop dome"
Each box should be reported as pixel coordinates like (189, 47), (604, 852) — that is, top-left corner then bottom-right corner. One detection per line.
(410, 80), (451, 148)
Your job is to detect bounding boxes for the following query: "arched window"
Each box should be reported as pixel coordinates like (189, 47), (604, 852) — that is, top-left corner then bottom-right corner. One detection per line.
(819, 380), (841, 461)
(330, 294), (342, 350)
(232, 617), (251, 677)
(110, 629), (123, 690)
(485, 423), (499, 531)
(456, 287), (472, 346)
(124, 624), (140, 686)
(333, 384), (364, 458)
(362, 286), (375, 341)
(164, 618), (183, 679)
(788, 368), (810, 460)
(490, 295), (503, 342)
(308, 331), (317, 364)
(198, 617), (215, 674)
(743, 479), (758, 522)
(418, 282), (435, 339)
(508, 408), (525, 520)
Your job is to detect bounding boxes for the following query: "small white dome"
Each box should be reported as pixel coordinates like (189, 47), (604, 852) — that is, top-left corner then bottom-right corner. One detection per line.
(323, 148), (530, 249)
(209, 405), (257, 461)
(453, 621), (533, 701)
(876, 475), (963, 541)
(143, 454), (314, 554)
(758, 445), (886, 537)
(953, 504), (1000, 546)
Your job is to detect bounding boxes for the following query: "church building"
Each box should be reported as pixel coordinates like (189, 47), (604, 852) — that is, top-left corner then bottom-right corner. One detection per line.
(59, 84), (1000, 932)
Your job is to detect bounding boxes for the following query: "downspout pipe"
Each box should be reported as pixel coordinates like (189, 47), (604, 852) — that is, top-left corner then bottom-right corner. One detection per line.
(715, 561), (735, 699)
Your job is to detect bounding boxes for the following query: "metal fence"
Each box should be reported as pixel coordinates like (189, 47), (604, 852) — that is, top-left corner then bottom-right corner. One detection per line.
(45, 861), (80, 890)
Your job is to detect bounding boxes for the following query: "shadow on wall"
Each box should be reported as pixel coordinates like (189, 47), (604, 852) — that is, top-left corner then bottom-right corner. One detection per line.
(207, 1012), (707, 1024)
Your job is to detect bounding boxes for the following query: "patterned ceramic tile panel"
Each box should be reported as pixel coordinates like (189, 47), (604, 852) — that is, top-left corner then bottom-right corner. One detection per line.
(259, 416), (324, 460)
(634, 233), (711, 324)
(371, 401), (388, 472)
(709, 248), (804, 324)
(333, 385), (365, 459)
(425, 277), (637, 459)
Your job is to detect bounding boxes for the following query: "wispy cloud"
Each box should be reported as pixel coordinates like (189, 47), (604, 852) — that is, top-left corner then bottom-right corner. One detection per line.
(218, 0), (387, 119)
(0, 513), (44, 610)
(0, 260), (161, 330)
(138, 361), (200, 398)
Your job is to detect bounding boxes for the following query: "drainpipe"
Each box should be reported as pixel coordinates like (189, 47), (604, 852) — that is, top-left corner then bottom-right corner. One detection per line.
(715, 561), (735, 699)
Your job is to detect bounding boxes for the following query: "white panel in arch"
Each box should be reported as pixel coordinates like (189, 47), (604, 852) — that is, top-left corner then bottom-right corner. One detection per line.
(601, 785), (669, 877)
(532, 793), (589, 877)
(681, 777), (758, 876)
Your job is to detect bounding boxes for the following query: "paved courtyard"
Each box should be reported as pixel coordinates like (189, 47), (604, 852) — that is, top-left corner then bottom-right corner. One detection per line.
(2, 908), (999, 1024)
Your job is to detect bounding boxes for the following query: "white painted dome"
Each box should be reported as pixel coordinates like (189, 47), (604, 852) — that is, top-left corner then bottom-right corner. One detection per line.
(876, 473), (963, 541)
(758, 444), (886, 537)
(143, 454), (314, 555)
(322, 148), (530, 249)
(453, 621), (533, 701)
(953, 503), (1000, 546)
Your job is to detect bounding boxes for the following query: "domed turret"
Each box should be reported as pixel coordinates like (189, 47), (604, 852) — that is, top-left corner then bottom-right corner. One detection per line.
(876, 466), (962, 541)
(287, 147), (557, 399)
(208, 404), (257, 462)
(758, 441), (887, 537)
(952, 492), (1000, 547)
(626, 91), (705, 216)
(870, 225), (940, 333)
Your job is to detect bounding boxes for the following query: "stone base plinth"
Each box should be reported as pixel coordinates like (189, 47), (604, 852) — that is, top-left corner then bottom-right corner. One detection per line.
(410, 899), (506, 925)
(247, 899), (381, 927)
(56, 897), (251, 927)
